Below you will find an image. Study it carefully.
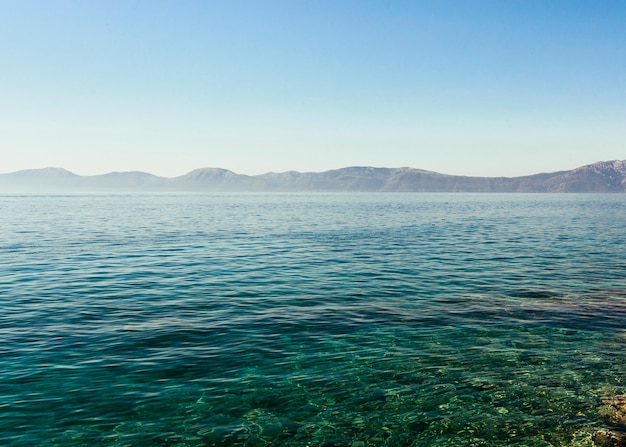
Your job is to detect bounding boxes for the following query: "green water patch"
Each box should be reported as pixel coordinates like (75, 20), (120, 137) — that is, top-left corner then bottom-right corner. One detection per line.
(24, 301), (625, 447)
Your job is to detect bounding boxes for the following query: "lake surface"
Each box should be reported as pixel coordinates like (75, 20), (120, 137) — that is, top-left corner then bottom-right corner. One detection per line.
(1, 193), (626, 446)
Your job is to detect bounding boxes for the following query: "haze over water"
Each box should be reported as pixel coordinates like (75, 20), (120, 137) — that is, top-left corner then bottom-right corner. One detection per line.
(1, 193), (626, 446)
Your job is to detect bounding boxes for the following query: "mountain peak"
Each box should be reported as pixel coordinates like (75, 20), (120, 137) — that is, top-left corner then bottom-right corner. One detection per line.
(179, 168), (238, 180)
(14, 167), (77, 177)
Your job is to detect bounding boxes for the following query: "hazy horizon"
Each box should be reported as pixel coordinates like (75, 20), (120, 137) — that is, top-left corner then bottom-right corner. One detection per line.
(2, 1), (624, 177)
(2, 158), (624, 178)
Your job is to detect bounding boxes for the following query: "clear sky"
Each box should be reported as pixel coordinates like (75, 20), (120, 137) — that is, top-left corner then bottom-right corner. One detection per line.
(1, 1), (624, 177)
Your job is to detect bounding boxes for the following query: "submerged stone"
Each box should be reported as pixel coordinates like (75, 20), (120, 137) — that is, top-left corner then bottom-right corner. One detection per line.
(592, 429), (626, 447)
(600, 395), (626, 426)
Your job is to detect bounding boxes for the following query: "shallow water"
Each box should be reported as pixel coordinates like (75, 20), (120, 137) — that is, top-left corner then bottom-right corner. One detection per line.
(1, 193), (625, 446)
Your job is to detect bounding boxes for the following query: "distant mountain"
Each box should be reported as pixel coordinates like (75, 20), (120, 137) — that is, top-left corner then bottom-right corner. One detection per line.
(1, 160), (625, 193)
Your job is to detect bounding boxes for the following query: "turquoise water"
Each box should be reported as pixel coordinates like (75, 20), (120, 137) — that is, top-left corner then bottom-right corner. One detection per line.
(1, 193), (625, 446)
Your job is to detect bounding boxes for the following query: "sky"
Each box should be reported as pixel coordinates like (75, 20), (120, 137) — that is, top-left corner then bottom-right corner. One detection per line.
(1, 0), (624, 177)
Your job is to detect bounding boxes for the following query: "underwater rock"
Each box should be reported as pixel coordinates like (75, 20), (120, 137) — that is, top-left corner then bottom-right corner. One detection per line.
(594, 396), (626, 447)
(592, 429), (626, 447)
(600, 395), (626, 426)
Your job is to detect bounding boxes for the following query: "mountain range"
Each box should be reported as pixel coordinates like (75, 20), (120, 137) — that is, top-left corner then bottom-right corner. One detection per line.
(1, 160), (625, 193)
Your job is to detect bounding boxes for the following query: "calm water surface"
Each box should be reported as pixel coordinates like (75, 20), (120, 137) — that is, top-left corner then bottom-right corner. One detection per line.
(1, 193), (625, 446)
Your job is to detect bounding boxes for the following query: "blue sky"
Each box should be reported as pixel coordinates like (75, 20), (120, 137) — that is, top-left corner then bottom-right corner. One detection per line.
(1, 1), (624, 177)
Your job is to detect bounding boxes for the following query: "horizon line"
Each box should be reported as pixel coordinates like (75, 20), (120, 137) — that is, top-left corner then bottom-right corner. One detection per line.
(3, 159), (623, 179)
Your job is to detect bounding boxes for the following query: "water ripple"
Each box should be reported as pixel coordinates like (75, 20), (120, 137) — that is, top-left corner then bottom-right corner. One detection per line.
(1, 193), (625, 446)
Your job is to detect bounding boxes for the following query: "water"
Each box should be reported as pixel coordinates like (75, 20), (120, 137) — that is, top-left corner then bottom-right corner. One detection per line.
(1, 193), (625, 446)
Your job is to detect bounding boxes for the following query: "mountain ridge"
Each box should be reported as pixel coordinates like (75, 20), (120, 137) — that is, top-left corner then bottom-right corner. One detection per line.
(1, 160), (625, 193)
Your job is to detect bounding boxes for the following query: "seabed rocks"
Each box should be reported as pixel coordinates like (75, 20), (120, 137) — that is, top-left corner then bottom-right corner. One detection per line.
(599, 395), (626, 426)
(592, 430), (626, 447)
(591, 395), (626, 447)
